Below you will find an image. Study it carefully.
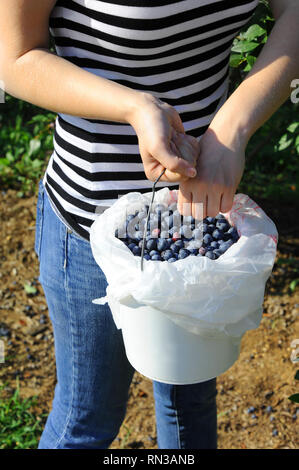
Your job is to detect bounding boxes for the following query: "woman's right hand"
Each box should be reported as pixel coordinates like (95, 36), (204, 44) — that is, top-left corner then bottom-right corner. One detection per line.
(127, 93), (199, 183)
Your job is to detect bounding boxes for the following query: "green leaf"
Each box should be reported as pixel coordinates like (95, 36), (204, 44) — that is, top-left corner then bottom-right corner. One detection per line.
(278, 133), (293, 151)
(287, 122), (299, 133)
(288, 393), (299, 403)
(243, 24), (266, 41)
(289, 279), (299, 292)
(231, 41), (259, 53)
(229, 53), (243, 68)
(23, 283), (37, 295)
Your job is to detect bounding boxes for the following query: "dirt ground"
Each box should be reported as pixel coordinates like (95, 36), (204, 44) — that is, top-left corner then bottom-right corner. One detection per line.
(0, 186), (298, 449)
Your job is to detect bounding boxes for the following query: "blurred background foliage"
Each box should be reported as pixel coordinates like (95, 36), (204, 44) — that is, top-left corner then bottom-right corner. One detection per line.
(0, 0), (298, 203)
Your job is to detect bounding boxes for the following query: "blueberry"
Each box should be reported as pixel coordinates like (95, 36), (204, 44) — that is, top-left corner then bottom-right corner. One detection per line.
(180, 225), (193, 239)
(205, 251), (217, 260)
(215, 214), (226, 221)
(198, 247), (206, 255)
(174, 239), (184, 249)
(132, 246), (141, 256)
(206, 216), (216, 224)
(168, 257), (177, 263)
(143, 254), (151, 260)
(212, 229), (223, 241)
(178, 249), (190, 259)
(203, 233), (213, 246)
(157, 238), (169, 252)
(146, 238), (157, 251)
(170, 243), (180, 254)
(187, 249), (198, 255)
(213, 249), (223, 258)
(202, 223), (208, 233)
(149, 250), (160, 257)
(227, 227), (239, 240)
(216, 221), (230, 232)
(210, 241), (219, 249)
(161, 250), (173, 261)
(128, 243), (136, 251)
(151, 254), (161, 261)
(206, 224), (215, 234)
(205, 246), (214, 252)
(134, 230), (144, 241)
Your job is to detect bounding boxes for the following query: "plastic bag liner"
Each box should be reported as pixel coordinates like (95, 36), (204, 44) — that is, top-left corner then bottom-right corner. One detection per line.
(90, 189), (278, 340)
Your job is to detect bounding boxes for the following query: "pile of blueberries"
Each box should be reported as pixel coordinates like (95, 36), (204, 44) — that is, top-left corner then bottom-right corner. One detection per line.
(115, 202), (239, 263)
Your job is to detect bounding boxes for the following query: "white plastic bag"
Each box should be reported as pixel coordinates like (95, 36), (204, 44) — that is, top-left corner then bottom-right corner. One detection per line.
(90, 189), (278, 339)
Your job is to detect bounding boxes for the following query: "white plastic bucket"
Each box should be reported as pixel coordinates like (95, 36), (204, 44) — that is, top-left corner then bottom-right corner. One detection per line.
(119, 301), (242, 385)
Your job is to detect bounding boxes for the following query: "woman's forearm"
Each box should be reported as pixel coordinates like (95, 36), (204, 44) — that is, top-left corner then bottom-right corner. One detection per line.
(209, 2), (299, 147)
(1, 48), (146, 123)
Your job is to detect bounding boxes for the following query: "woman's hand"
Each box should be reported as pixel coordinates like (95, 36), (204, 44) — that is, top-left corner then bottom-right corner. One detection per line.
(178, 124), (246, 220)
(128, 93), (199, 182)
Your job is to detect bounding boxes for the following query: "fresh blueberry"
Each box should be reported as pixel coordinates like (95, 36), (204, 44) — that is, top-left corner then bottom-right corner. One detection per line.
(198, 247), (206, 255)
(216, 221), (230, 232)
(170, 243), (180, 254)
(151, 254), (161, 261)
(206, 224), (215, 234)
(202, 223), (208, 233)
(203, 233), (213, 246)
(213, 249), (223, 258)
(143, 254), (151, 260)
(161, 250), (173, 261)
(157, 238), (169, 252)
(205, 251), (217, 260)
(206, 216), (216, 224)
(187, 249), (198, 255)
(205, 246), (214, 252)
(146, 238), (157, 251)
(212, 229), (223, 241)
(149, 250), (160, 257)
(174, 239), (185, 249)
(178, 249), (190, 259)
(168, 257), (177, 263)
(180, 224), (193, 239)
(210, 241), (219, 249)
(227, 226), (239, 240)
(132, 246), (141, 256)
(128, 243), (136, 251)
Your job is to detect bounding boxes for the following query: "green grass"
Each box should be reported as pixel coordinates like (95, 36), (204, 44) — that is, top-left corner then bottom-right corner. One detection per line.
(0, 378), (47, 449)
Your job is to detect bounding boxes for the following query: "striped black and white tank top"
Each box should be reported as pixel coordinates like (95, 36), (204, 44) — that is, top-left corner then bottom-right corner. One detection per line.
(43, 0), (258, 241)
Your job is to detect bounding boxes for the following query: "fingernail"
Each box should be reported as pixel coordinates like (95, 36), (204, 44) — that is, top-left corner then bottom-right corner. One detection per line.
(187, 168), (196, 177)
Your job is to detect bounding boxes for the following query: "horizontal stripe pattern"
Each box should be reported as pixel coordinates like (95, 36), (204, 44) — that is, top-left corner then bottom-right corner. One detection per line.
(44, 0), (258, 241)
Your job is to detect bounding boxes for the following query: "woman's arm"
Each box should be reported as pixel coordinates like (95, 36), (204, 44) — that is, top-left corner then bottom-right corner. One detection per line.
(0, 0), (198, 183)
(178, 0), (299, 219)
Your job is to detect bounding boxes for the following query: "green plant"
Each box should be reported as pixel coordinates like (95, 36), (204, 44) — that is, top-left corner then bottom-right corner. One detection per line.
(0, 379), (46, 449)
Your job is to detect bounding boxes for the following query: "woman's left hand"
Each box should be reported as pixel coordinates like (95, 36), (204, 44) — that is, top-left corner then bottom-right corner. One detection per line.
(178, 125), (246, 220)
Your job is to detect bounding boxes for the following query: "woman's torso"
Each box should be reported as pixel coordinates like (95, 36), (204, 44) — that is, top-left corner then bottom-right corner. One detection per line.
(44, 0), (258, 241)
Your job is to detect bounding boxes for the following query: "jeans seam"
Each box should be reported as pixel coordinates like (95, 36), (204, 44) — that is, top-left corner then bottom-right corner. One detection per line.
(174, 386), (182, 449)
(52, 229), (76, 449)
(36, 181), (45, 259)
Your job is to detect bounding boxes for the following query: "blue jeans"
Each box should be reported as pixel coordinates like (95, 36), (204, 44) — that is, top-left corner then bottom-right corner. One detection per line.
(35, 179), (217, 449)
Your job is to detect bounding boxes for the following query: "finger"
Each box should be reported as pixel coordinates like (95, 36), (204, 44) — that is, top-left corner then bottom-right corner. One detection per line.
(178, 185), (192, 217)
(220, 189), (234, 213)
(172, 132), (197, 167)
(170, 110), (186, 134)
(152, 141), (197, 180)
(206, 190), (221, 218)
